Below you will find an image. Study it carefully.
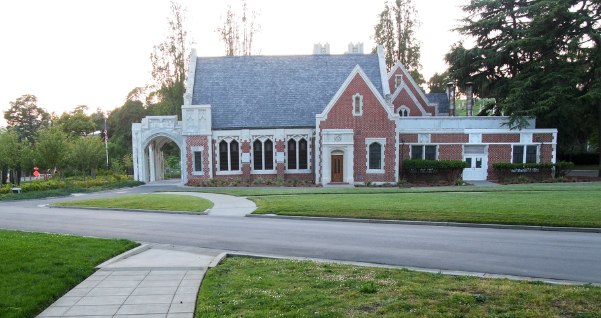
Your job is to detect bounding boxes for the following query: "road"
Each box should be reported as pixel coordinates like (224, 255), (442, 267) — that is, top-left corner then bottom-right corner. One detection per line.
(1, 185), (600, 284)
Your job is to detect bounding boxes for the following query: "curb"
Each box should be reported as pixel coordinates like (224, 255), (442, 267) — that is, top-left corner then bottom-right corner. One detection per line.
(48, 205), (208, 215)
(96, 244), (151, 269)
(246, 214), (601, 234)
(214, 251), (601, 287)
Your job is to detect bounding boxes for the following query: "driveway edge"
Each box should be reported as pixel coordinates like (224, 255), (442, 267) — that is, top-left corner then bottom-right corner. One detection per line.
(246, 214), (601, 233)
(48, 205), (208, 215)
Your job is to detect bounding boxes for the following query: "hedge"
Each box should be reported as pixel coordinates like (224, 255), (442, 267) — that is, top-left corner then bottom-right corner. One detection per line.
(492, 161), (574, 182)
(402, 160), (467, 184)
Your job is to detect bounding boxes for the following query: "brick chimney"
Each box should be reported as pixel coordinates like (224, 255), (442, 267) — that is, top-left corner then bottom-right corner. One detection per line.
(447, 82), (456, 116)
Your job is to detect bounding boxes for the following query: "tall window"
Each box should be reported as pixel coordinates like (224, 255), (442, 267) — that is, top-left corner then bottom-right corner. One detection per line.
(513, 145), (537, 164)
(193, 151), (203, 172)
(398, 106), (410, 117)
(253, 139), (273, 170)
(287, 138), (308, 170)
(395, 74), (402, 89)
(411, 145), (437, 160)
(368, 143), (382, 170)
(352, 93), (363, 116)
(219, 140), (240, 171)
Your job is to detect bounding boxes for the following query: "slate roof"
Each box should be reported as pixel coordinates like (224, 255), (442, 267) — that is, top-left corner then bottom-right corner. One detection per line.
(425, 93), (450, 114)
(192, 54), (384, 129)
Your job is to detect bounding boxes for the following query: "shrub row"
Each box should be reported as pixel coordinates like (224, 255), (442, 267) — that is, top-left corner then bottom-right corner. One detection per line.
(0, 176), (141, 195)
(402, 160), (467, 184)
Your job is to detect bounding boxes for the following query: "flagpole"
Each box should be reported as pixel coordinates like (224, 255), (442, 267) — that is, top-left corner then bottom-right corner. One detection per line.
(104, 116), (109, 168)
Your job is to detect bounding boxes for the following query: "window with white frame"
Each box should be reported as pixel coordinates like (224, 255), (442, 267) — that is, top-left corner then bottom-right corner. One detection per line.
(366, 138), (385, 173)
(394, 74), (402, 89)
(513, 145), (538, 164)
(193, 149), (203, 174)
(253, 139), (274, 170)
(398, 106), (410, 117)
(287, 138), (309, 170)
(352, 93), (363, 116)
(218, 139), (240, 171)
(411, 145), (437, 160)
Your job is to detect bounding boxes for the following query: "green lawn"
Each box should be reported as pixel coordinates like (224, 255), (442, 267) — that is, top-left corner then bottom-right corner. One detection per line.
(203, 183), (601, 227)
(197, 257), (601, 317)
(0, 230), (137, 318)
(51, 194), (213, 213)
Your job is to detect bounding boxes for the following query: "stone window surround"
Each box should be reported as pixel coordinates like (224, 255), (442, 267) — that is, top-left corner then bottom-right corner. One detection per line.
(286, 135), (311, 173)
(216, 138), (241, 175)
(365, 138), (386, 174)
(191, 146), (204, 176)
(352, 93), (363, 116)
(251, 137), (276, 174)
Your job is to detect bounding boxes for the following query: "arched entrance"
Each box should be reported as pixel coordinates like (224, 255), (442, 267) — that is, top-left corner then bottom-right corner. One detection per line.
(143, 135), (183, 183)
(331, 150), (344, 182)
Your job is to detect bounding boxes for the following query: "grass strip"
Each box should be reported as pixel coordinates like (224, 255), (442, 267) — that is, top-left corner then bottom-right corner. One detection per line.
(0, 230), (137, 318)
(197, 257), (601, 317)
(250, 189), (601, 227)
(0, 180), (144, 201)
(51, 194), (213, 213)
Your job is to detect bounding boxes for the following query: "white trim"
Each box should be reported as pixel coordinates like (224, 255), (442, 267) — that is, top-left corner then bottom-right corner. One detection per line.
(365, 138), (386, 174)
(409, 144), (439, 160)
(316, 65), (397, 121)
(181, 137), (188, 184)
(352, 93), (363, 116)
(251, 138), (276, 172)
(388, 62), (430, 108)
(390, 85), (429, 116)
(191, 146), (204, 176)
(285, 136), (311, 173)
(376, 45), (391, 97)
(183, 48), (197, 105)
(397, 105), (410, 117)
(215, 139), (241, 174)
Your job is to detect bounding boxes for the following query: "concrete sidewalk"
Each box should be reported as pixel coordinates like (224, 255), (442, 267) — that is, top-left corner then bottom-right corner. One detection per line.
(158, 192), (257, 217)
(38, 244), (225, 318)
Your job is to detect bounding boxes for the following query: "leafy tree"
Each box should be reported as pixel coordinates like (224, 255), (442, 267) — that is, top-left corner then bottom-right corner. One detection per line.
(69, 135), (104, 178)
(217, 0), (260, 56)
(446, 0), (601, 175)
(55, 105), (95, 136)
(373, 0), (423, 84)
(4, 94), (50, 143)
(427, 71), (450, 93)
(107, 100), (147, 161)
(0, 128), (33, 185)
(149, 0), (189, 119)
(35, 125), (69, 176)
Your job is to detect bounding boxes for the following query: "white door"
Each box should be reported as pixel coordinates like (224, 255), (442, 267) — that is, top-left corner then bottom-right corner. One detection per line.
(463, 146), (488, 180)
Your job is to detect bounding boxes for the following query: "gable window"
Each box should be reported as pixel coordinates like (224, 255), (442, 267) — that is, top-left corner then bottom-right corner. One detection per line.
(368, 143), (382, 170)
(253, 139), (274, 170)
(411, 145), (437, 160)
(287, 138), (309, 170)
(398, 106), (410, 117)
(219, 140), (240, 171)
(395, 74), (402, 89)
(352, 93), (363, 116)
(513, 145), (538, 164)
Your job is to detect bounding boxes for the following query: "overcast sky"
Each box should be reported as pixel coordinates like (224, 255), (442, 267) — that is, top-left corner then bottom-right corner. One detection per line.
(0, 0), (468, 127)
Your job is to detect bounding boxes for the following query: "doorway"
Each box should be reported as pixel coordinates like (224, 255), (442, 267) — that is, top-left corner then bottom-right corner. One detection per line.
(463, 145), (487, 180)
(331, 154), (344, 182)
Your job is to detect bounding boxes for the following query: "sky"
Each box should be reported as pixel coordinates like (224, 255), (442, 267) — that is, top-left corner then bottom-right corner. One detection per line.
(0, 0), (468, 127)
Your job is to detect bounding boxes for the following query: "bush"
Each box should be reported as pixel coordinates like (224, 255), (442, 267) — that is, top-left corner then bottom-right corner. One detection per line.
(492, 162), (559, 183)
(402, 160), (467, 184)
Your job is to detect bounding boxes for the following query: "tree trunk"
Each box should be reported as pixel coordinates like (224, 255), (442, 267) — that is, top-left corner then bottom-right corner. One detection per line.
(598, 100), (601, 177)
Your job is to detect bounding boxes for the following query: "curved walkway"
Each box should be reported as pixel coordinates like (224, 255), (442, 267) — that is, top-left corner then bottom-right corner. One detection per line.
(158, 192), (256, 217)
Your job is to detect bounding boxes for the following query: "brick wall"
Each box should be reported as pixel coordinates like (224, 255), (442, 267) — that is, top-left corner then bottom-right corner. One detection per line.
(431, 134), (469, 143)
(320, 73), (397, 183)
(482, 134), (520, 143)
(438, 145), (463, 160)
(393, 90), (427, 116)
(487, 144), (512, 181)
(533, 133), (554, 143)
(399, 134), (418, 143)
(185, 136), (211, 183)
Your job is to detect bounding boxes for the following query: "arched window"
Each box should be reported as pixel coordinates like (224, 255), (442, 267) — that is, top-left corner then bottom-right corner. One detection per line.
(287, 139), (297, 169)
(352, 93), (363, 116)
(398, 106), (410, 117)
(218, 139), (240, 171)
(368, 142), (382, 170)
(253, 139), (274, 170)
(287, 138), (309, 170)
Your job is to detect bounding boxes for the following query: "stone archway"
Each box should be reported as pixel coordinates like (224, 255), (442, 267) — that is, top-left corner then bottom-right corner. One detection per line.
(132, 116), (185, 183)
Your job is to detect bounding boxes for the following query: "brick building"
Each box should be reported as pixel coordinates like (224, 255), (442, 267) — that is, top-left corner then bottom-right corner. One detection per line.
(132, 44), (557, 185)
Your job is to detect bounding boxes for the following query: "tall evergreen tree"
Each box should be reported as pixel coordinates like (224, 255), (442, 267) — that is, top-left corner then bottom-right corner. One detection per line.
(217, 0), (260, 56)
(373, 3), (396, 68)
(446, 0), (600, 175)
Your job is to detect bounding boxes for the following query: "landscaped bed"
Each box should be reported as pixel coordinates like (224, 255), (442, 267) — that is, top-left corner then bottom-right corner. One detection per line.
(51, 194), (213, 213)
(0, 230), (137, 318)
(197, 257), (601, 317)
(201, 183), (601, 228)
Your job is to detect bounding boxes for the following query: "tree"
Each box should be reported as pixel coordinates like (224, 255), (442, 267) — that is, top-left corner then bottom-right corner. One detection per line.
(69, 135), (104, 178)
(427, 71), (450, 93)
(55, 105), (95, 136)
(373, 0), (423, 84)
(149, 0), (189, 119)
(446, 0), (601, 175)
(35, 125), (69, 176)
(217, 0), (260, 56)
(107, 100), (147, 161)
(4, 94), (50, 143)
(0, 128), (33, 185)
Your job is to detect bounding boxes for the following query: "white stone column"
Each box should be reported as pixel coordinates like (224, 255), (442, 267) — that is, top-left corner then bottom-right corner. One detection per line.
(149, 143), (156, 182)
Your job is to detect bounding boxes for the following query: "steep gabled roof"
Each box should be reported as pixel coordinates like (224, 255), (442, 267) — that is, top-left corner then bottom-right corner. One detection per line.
(192, 54), (384, 129)
(425, 93), (450, 114)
